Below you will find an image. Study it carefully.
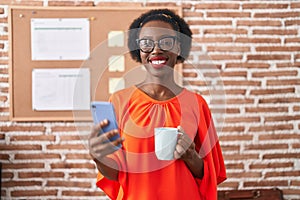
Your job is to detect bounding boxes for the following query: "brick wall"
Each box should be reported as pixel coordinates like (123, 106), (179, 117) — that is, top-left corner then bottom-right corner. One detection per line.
(1, 0), (300, 199)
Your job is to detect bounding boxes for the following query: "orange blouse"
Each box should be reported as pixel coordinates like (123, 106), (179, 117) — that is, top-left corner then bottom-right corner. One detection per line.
(96, 86), (226, 200)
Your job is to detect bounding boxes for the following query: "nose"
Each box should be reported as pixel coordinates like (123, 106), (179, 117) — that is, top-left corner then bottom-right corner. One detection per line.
(152, 41), (163, 53)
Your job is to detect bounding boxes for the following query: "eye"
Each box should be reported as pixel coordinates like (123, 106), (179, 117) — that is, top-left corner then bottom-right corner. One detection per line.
(140, 39), (153, 47)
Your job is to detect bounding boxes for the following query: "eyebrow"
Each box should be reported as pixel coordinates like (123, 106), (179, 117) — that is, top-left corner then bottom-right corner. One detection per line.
(139, 34), (177, 39)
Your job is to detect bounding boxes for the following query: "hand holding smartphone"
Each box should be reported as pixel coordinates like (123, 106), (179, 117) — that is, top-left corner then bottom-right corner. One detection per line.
(90, 101), (121, 148)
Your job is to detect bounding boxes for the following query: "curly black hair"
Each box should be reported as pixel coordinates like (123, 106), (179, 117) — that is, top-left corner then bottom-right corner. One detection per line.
(128, 9), (192, 63)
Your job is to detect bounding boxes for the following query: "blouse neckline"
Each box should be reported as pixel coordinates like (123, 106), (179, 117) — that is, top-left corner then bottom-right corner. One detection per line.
(133, 85), (187, 104)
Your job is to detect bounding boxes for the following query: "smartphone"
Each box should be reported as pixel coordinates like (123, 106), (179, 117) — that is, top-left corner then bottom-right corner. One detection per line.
(90, 101), (121, 146)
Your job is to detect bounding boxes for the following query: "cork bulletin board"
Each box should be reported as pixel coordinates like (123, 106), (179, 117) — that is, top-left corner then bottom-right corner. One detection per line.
(8, 6), (182, 122)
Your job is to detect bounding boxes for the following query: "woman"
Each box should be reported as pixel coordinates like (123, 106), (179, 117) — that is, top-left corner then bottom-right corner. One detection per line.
(89, 9), (226, 200)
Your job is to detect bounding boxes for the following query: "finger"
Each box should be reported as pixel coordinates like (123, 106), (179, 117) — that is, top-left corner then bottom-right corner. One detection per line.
(177, 125), (185, 134)
(175, 144), (185, 155)
(91, 119), (108, 137)
(111, 136), (125, 148)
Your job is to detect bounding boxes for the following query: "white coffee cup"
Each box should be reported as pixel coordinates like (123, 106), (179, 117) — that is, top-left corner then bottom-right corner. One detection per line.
(154, 127), (179, 160)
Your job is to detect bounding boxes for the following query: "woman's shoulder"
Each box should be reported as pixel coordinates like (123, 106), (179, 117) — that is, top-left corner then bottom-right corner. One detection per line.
(183, 89), (208, 104)
(109, 86), (137, 102)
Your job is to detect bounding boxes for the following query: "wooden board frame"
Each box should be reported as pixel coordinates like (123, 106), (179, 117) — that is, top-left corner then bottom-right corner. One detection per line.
(8, 6), (182, 122)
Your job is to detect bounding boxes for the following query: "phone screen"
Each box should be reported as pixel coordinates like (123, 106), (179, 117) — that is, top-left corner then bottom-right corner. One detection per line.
(90, 101), (121, 146)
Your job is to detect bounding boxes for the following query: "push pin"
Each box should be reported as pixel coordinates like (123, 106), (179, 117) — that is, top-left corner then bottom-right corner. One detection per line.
(19, 14), (24, 18)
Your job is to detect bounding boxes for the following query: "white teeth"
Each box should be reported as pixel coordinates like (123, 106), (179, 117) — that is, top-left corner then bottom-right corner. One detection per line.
(151, 60), (165, 65)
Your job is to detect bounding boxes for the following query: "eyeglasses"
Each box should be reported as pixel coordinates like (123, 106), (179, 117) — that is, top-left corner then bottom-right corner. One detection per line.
(136, 36), (177, 53)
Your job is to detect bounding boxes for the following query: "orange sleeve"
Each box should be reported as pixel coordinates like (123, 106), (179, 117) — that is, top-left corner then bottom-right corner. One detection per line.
(95, 94), (127, 200)
(194, 96), (227, 199)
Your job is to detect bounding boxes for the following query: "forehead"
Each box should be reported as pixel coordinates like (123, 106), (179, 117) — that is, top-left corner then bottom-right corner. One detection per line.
(139, 20), (177, 38)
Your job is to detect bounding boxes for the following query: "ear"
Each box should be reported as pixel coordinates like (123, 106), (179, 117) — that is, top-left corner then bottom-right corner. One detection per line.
(176, 44), (182, 64)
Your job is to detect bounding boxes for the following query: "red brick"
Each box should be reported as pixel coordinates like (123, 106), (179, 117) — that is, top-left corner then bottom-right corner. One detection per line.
(254, 12), (300, 18)
(207, 46), (250, 52)
(0, 125), (45, 132)
(225, 163), (244, 170)
(285, 37), (300, 43)
(265, 115), (300, 123)
(184, 11), (204, 18)
(291, 180), (300, 186)
(207, 12), (250, 18)
(221, 126), (245, 132)
(245, 106), (288, 113)
(47, 144), (86, 150)
(235, 37), (281, 44)
(225, 116), (260, 123)
(267, 78), (300, 86)
(66, 153), (91, 160)
(0, 96), (7, 102)
(237, 20), (281, 27)
(294, 106), (300, 112)
(249, 162), (294, 169)
(145, 2), (177, 7)
(265, 170), (300, 178)
(187, 20), (232, 26)
(0, 144), (42, 151)
(2, 180), (42, 187)
(250, 88), (295, 95)
(51, 126), (77, 132)
(253, 29), (298, 35)
(3, 163), (44, 169)
(256, 46), (300, 52)
(219, 135), (252, 141)
(285, 20), (300, 26)
(291, 2), (300, 8)
(11, 190), (58, 197)
(2, 172), (13, 179)
(259, 97), (300, 104)
(69, 172), (97, 179)
(249, 124), (294, 132)
(61, 190), (105, 197)
(247, 54), (291, 61)
(15, 153), (61, 160)
(0, 153), (9, 159)
(263, 153), (300, 159)
(194, 37), (233, 43)
(183, 72), (197, 78)
(59, 135), (81, 141)
(223, 154), (259, 160)
(227, 172), (261, 178)
(19, 172), (64, 178)
(242, 3), (288, 9)
(226, 63), (270, 69)
(259, 133), (300, 141)
(244, 180), (288, 187)
(204, 28), (247, 35)
(10, 135), (55, 142)
(218, 181), (239, 189)
(225, 89), (246, 95)
(245, 144), (288, 150)
(50, 162), (95, 169)
(276, 62), (300, 68)
(222, 80), (261, 86)
(205, 71), (247, 78)
(195, 3), (240, 9)
(209, 54), (243, 60)
(47, 181), (91, 188)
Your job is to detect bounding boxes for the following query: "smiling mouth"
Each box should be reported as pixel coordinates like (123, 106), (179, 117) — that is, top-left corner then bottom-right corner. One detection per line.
(151, 60), (166, 65)
(149, 57), (168, 68)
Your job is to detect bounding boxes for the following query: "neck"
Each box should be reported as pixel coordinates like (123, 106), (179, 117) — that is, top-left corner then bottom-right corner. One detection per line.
(136, 80), (183, 101)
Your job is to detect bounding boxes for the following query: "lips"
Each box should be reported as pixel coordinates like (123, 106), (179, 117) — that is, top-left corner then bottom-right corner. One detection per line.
(149, 56), (168, 69)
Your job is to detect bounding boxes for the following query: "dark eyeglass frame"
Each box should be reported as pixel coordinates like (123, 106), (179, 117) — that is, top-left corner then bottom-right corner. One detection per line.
(136, 36), (178, 53)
